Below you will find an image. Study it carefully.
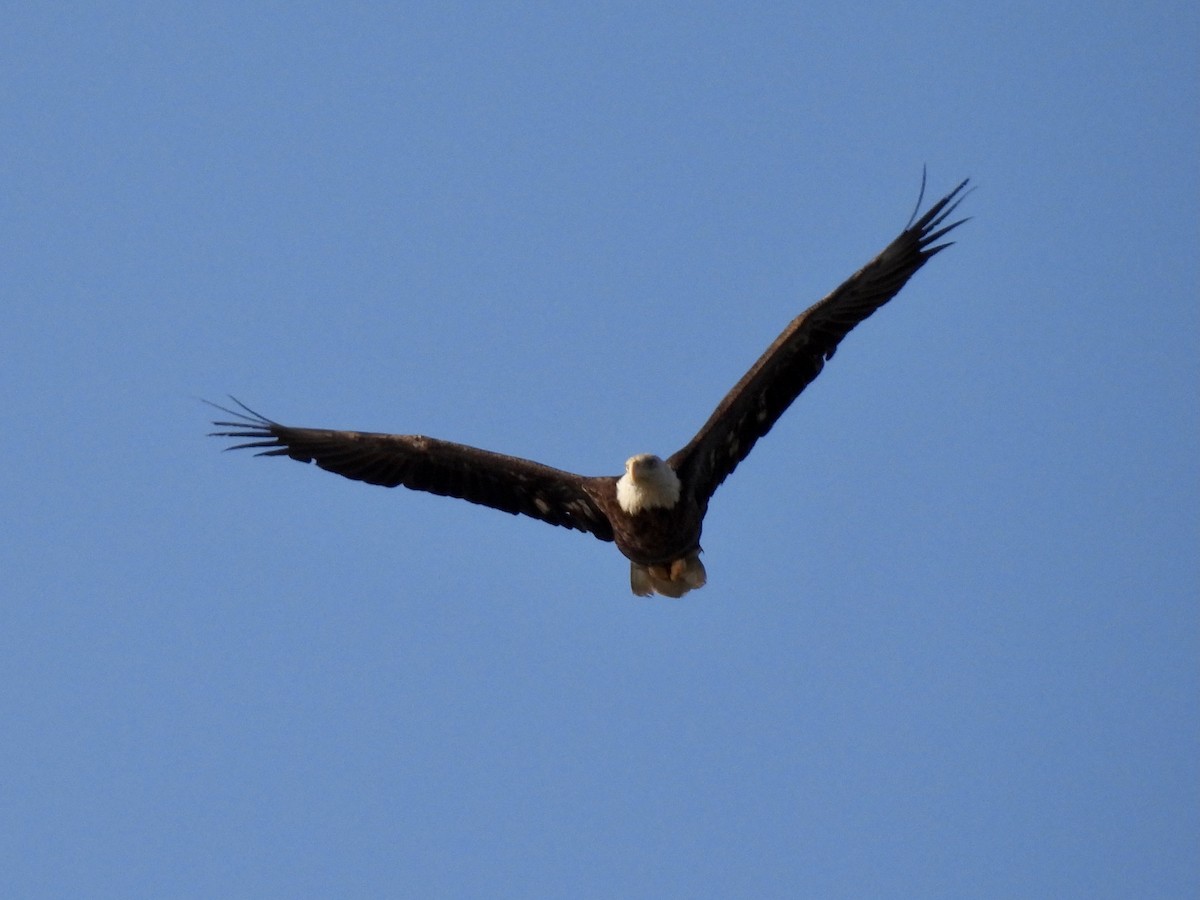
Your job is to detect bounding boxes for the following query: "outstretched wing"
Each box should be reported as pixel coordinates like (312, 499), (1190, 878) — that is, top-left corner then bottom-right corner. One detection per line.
(668, 176), (970, 502)
(209, 400), (615, 541)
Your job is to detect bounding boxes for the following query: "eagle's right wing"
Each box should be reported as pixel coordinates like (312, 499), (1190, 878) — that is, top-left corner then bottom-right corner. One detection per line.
(209, 400), (615, 541)
(668, 177), (970, 503)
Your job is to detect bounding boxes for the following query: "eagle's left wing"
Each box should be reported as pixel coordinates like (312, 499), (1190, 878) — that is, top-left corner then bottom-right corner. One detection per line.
(209, 400), (615, 540)
(669, 177), (970, 503)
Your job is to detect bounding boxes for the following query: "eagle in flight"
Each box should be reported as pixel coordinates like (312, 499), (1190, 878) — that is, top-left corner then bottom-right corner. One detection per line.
(211, 177), (969, 598)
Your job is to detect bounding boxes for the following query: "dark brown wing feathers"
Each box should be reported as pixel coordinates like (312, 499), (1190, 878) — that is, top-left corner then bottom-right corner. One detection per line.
(209, 400), (615, 541)
(668, 178), (970, 501)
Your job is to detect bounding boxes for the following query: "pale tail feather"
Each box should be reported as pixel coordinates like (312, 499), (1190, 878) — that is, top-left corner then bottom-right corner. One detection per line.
(629, 551), (707, 599)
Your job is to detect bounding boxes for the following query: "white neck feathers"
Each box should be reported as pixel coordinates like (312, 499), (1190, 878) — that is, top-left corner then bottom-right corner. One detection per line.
(616, 455), (681, 515)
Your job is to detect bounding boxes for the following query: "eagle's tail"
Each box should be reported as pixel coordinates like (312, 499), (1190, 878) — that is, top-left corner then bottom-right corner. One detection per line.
(630, 551), (707, 599)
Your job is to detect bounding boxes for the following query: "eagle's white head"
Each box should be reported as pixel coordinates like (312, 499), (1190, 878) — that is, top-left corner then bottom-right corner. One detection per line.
(616, 453), (681, 515)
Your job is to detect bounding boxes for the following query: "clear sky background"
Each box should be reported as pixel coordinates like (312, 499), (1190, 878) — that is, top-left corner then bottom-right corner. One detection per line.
(2, 3), (1196, 897)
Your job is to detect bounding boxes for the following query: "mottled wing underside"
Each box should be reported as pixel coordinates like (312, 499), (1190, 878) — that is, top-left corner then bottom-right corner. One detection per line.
(669, 177), (970, 502)
(210, 400), (615, 541)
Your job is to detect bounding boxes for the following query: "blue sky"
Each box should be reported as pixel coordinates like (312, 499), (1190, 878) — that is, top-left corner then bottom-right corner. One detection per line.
(2, 2), (1196, 897)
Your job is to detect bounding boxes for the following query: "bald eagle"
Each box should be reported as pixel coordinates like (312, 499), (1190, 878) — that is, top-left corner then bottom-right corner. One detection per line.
(211, 177), (969, 597)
